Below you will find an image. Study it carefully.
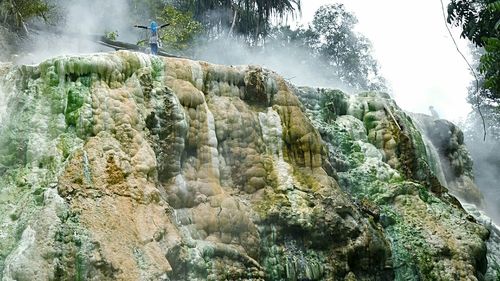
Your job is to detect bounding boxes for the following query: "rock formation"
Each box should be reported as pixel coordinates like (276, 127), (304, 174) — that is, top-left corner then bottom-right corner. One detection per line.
(0, 51), (498, 280)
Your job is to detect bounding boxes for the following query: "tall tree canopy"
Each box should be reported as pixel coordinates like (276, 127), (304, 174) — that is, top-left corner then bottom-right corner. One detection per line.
(448, 0), (500, 100)
(265, 4), (385, 91)
(312, 4), (384, 91)
(157, 5), (203, 51)
(176, 0), (301, 42)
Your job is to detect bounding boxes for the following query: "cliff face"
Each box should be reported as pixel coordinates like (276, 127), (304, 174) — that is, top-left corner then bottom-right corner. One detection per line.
(0, 51), (497, 281)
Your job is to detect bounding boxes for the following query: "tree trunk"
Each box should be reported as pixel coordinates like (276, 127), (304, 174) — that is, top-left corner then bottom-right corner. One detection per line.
(228, 6), (238, 37)
(9, 0), (28, 36)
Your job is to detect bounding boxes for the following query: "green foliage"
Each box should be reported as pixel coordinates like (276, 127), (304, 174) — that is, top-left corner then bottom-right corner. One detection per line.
(313, 4), (385, 91)
(129, 0), (166, 18)
(448, 0), (500, 100)
(447, 0), (499, 46)
(158, 5), (203, 51)
(105, 30), (119, 41)
(267, 25), (320, 50)
(0, 0), (51, 33)
(176, 0), (301, 43)
(487, 0), (500, 12)
(480, 37), (500, 95)
(266, 4), (386, 91)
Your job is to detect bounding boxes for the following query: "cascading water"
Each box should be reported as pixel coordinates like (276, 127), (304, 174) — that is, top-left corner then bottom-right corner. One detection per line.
(258, 108), (293, 190)
(411, 113), (500, 280)
(410, 116), (448, 187)
(204, 104), (221, 180)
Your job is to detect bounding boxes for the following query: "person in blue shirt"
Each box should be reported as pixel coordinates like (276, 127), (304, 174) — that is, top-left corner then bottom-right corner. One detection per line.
(134, 21), (170, 55)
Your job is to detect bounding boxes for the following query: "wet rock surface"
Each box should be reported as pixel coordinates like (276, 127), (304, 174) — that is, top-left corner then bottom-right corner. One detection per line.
(0, 51), (497, 280)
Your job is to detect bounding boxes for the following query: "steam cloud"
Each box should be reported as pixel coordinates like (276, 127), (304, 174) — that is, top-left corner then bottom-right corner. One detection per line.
(5, 1), (352, 91)
(17, 0), (137, 64)
(190, 36), (352, 91)
(463, 114), (500, 224)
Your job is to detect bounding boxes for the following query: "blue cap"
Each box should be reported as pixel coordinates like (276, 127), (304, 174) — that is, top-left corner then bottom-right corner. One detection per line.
(150, 21), (158, 32)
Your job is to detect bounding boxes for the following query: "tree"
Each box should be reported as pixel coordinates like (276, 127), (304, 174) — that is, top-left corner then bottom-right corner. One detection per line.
(175, 0), (301, 43)
(448, 0), (500, 99)
(157, 5), (203, 51)
(129, 0), (167, 19)
(266, 25), (320, 51)
(452, 2), (500, 223)
(312, 4), (385, 91)
(264, 4), (385, 91)
(0, 0), (51, 35)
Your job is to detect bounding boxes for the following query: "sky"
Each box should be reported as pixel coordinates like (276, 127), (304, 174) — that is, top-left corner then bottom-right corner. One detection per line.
(296, 0), (474, 123)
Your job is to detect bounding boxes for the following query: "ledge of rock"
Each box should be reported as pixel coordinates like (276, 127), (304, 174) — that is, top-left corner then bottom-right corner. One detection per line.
(0, 51), (497, 281)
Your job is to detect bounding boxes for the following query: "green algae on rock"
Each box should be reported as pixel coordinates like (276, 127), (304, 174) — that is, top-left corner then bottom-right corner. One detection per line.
(0, 51), (497, 281)
(297, 87), (496, 281)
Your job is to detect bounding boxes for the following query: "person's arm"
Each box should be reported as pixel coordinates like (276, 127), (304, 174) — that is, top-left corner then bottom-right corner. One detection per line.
(159, 23), (170, 29)
(134, 25), (149, 29)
